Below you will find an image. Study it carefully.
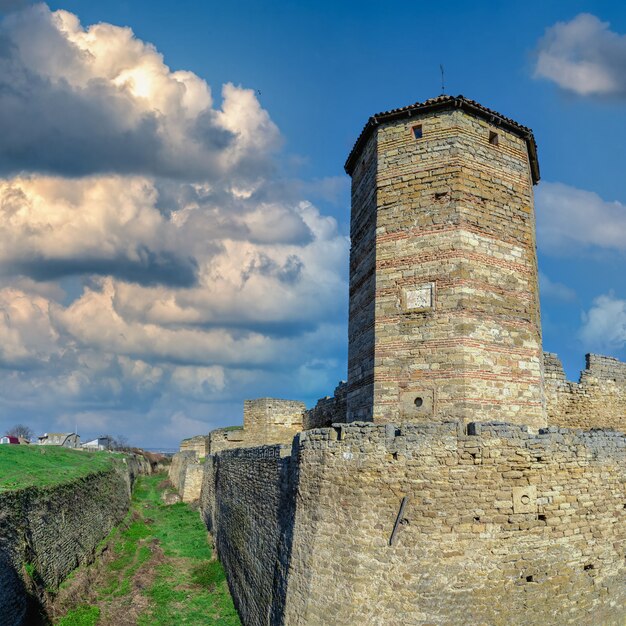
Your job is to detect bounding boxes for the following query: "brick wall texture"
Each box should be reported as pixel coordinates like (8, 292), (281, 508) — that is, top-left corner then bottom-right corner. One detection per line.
(347, 108), (545, 428)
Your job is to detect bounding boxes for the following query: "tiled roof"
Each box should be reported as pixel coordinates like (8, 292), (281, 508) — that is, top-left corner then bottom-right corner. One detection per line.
(344, 95), (540, 183)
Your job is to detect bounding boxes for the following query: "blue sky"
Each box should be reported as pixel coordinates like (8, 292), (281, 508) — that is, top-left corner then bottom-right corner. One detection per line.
(1, 1), (626, 445)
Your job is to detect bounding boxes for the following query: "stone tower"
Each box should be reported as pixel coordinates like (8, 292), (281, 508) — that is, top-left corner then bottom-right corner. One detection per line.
(344, 95), (546, 429)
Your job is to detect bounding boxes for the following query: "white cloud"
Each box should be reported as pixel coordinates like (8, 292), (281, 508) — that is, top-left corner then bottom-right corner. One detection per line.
(535, 13), (626, 97)
(580, 293), (626, 352)
(539, 272), (577, 302)
(0, 4), (280, 179)
(535, 182), (626, 254)
(0, 287), (60, 367)
(0, 5), (349, 447)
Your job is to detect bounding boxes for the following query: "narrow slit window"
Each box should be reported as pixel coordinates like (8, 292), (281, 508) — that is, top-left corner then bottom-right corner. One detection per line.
(412, 124), (423, 139)
(489, 131), (499, 146)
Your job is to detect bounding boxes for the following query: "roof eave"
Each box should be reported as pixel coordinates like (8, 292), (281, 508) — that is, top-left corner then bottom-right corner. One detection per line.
(344, 96), (540, 184)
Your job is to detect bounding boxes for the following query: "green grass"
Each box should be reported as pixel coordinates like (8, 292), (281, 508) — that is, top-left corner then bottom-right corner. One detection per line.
(54, 473), (241, 625)
(56, 605), (100, 626)
(0, 445), (114, 492)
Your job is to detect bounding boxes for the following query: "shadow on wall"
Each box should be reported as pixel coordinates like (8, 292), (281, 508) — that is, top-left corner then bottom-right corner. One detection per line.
(208, 437), (321, 626)
(0, 545), (45, 626)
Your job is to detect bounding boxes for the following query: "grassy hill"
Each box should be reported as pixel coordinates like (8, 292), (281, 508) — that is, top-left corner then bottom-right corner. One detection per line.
(0, 445), (115, 492)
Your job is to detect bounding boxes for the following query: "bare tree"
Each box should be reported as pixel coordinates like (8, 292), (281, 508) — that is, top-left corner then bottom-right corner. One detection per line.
(105, 434), (130, 451)
(5, 424), (34, 441)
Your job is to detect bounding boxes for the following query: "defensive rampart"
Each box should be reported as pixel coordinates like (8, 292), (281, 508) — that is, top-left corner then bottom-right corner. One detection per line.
(179, 435), (209, 458)
(0, 455), (150, 626)
(545, 352), (626, 431)
(200, 422), (626, 626)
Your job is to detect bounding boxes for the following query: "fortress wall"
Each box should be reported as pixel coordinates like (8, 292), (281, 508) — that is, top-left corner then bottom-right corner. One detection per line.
(208, 427), (246, 454)
(281, 422), (626, 625)
(0, 462), (145, 626)
(303, 381), (347, 430)
(181, 463), (204, 503)
(180, 435), (209, 458)
(200, 444), (294, 626)
(243, 399), (305, 446)
(168, 450), (197, 491)
(202, 422), (626, 626)
(545, 352), (626, 431)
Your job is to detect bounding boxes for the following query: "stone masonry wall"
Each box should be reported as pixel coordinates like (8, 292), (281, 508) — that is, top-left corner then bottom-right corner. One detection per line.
(0, 463), (142, 626)
(202, 422), (626, 626)
(168, 450), (197, 492)
(303, 381), (347, 430)
(545, 352), (626, 431)
(182, 463), (204, 503)
(179, 435), (209, 458)
(201, 444), (294, 626)
(208, 427), (246, 454)
(347, 106), (545, 428)
(243, 398), (304, 445)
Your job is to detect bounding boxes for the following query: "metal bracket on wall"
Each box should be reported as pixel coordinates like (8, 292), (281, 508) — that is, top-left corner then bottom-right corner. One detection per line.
(389, 496), (409, 546)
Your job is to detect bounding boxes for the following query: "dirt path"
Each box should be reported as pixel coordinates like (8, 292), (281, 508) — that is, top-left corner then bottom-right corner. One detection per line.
(50, 475), (240, 626)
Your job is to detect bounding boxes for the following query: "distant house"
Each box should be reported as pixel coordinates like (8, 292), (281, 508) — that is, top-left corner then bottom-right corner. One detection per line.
(82, 436), (112, 451)
(38, 433), (81, 448)
(0, 436), (19, 445)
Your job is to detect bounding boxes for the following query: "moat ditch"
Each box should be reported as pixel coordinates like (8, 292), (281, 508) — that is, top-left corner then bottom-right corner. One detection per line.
(43, 473), (240, 626)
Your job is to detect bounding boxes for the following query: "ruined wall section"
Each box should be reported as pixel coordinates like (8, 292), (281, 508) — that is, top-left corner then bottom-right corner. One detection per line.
(208, 427), (245, 454)
(179, 435), (209, 458)
(545, 352), (626, 431)
(303, 381), (347, 429)
(243, 398), (304, 446)
(168, 450), (197, 492)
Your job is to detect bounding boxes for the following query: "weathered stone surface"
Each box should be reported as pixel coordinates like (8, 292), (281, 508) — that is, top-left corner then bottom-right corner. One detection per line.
(179, 435), (209, 458)
(205, 399), (306, 456)
(303, 381), (347, 430)
(200, 423), (626, 626)
(347, 107), (545, 428)
(545, 352), (626, 431)
(0, 458), (150, 626)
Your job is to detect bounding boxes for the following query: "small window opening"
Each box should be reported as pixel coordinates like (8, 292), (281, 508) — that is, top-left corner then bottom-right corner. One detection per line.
(414, 397), (423, 408)
(538, 514), (547, 522)
(412, 125), (423, 139)
(525, 575), (534, 583)
(584, 564), (594, 571)
(489, 131), (499, 146)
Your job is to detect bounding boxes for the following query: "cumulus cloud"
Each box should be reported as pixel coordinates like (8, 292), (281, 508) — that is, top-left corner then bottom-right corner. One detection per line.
(0, 175), (199, 286)
(535, 13), (626, 97)
(579, 293), (626, 352)
(0, 5), (349, 447)
(535, 182), (626, 254)
(0, 287), (60, 367)
(0, 4), (280, 180)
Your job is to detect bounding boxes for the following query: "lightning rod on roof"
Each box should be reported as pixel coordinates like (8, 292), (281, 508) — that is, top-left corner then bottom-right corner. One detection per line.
(440, 64), (445, 94)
